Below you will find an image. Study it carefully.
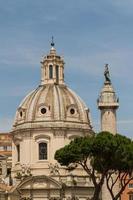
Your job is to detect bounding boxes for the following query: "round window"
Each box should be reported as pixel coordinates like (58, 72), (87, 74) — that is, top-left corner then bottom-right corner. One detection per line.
(70, 108), (75, 115)
(41, 107), (47, 114)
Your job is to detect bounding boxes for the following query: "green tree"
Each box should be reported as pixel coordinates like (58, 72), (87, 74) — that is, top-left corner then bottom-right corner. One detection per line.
(105, 134), (133, 200)
(91, 132), (133, 200)
(55, 132), (133, 200)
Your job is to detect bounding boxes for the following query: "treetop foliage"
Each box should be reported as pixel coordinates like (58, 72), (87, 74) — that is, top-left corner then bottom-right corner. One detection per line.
(55, 131), (133, 173)
(55, 132), (133, 200)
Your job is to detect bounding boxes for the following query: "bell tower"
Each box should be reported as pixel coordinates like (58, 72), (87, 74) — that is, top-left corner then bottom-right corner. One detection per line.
(40, 37), (65, 85)
(97, 64), (119, 134)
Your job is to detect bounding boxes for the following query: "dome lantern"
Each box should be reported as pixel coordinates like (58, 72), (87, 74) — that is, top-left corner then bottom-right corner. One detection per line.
(40, 39), (65, 85)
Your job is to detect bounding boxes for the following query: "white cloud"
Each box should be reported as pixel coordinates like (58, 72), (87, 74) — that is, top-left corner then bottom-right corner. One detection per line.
(111, 0), (133, 11)
(0, 47), (41, 67)
(66, 48), (132, 80)
(0, 85), (36, 98)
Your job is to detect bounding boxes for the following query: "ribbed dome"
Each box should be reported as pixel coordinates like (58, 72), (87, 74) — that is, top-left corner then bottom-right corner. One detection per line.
(13, 84), (92, 130)
(13, 46), (92, 132)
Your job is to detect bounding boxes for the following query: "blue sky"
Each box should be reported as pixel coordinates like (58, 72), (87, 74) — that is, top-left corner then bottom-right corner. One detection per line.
(0, 0), (133, 138)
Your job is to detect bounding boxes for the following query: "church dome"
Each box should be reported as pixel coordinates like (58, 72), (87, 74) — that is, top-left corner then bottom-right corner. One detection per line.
(13, 44), (92, 132)
(13, 84), (91, 130)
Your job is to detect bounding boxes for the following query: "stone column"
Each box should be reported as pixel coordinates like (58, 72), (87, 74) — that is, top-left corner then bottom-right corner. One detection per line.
(98, 74), (119, 200)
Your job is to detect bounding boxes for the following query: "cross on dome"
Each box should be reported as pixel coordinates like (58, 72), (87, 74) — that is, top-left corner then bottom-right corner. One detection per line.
(51, 36), (55, 47)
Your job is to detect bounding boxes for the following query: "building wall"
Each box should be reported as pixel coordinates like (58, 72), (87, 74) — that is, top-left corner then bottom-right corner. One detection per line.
(0, 133), (12, 176)
(0, 133), (12, 156)
(121, 179), (133, 200)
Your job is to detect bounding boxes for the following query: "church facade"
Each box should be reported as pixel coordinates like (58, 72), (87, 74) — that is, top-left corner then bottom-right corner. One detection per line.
(7, 43), (119, 200)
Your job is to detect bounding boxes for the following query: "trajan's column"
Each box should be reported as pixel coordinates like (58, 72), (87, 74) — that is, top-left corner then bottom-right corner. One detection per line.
(98, 64), (119, 134)
(97, 64), (119, 199)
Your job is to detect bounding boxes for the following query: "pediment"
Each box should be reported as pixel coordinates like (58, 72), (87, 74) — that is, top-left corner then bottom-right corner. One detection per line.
(17, 175), (62, 191)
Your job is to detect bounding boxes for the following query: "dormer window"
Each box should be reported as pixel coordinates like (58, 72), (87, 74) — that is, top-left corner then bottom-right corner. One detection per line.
(18, 108), (26, 120)
(49, 65), (53, 79)
(20, 111), (23, 117)
(67, 104), (79, 119)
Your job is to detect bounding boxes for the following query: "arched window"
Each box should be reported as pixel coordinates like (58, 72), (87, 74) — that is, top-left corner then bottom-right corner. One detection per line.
(56, 65), (59, 83)
(39, 142), (47, 160)
(16, 144), (20, 162)
(49, 65), (53, 79)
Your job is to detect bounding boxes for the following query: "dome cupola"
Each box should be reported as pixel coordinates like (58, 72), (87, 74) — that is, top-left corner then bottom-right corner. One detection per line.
(40, 38), (65, 85)
(13, 41), (92, 132)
